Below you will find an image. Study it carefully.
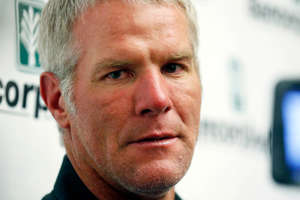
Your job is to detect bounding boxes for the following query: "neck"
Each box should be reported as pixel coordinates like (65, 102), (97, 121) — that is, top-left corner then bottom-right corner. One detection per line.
(63, 136), (176, 200)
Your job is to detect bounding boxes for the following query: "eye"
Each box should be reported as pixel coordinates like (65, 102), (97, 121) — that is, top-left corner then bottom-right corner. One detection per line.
(104, 69), (130, 80)
(107, 70), (124, 79)
(162, 63), (184, 74)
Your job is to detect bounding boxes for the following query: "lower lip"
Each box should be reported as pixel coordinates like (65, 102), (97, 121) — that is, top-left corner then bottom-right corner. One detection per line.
(130, 137), (178, 148)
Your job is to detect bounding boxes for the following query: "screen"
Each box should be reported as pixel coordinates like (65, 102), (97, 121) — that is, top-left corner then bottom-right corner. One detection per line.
(282, 90), (300, 182)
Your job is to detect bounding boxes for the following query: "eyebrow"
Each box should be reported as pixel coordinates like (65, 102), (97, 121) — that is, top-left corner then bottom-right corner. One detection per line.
(93, 59), (133, 74)
(167, 51), (193, 62)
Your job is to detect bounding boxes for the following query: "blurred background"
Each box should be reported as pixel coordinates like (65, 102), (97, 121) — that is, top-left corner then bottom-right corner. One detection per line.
(0, 0), (299, 199)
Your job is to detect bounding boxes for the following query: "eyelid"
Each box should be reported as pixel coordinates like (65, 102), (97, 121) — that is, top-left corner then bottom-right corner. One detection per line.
(165, 62), (187, 70)
(105, 69), (126, 78)
(102, 68), (135, 82)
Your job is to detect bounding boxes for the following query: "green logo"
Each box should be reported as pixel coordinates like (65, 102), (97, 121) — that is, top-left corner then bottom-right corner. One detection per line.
(15, 0), (44, 74)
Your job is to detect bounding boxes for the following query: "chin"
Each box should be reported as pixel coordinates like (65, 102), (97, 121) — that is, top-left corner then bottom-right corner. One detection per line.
(124, 173), (179, 197)
(115, 161), (188, 197)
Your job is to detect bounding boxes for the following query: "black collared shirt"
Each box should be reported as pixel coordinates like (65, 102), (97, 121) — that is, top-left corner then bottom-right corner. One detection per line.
(42, 156), (182, 200)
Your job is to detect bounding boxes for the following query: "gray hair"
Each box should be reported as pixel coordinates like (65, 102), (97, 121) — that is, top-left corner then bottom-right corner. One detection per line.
(38, 0), (199, 131)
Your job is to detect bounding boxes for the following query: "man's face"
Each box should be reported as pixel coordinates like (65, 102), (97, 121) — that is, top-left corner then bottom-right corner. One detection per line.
(68, 1), (201, 196)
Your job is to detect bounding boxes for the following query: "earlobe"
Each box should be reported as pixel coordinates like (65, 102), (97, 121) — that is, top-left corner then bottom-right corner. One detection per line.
(40, 72), (70, 130)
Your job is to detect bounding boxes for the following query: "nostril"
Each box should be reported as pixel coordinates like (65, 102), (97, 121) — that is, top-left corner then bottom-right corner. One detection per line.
(140, 106), (171, 116)
(163, 106), (171, 113)
(141, 109), (152, 115)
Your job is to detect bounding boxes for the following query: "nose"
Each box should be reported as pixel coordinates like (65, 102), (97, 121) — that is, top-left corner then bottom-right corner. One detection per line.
(134, 70), (172, 117)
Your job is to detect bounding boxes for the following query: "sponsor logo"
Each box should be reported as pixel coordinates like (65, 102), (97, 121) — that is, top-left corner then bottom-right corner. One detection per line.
(249, 0), (300, 34)
(1, 0), (49, 119)
(199, 119), (268, 153)
(15, 0), (43, 74)
(0, 78), (48, 119)
(228, 58), (246, 113)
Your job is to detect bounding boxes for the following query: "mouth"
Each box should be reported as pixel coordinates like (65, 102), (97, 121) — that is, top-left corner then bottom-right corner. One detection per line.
(128, 133), (179, 147)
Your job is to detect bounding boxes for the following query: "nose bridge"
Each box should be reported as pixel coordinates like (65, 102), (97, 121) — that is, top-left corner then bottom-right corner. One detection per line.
(134, 68), (171, 116)
(143, 70), (165, 97)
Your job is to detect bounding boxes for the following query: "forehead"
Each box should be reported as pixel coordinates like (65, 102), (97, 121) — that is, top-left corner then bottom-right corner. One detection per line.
(72, 1), (191, 49)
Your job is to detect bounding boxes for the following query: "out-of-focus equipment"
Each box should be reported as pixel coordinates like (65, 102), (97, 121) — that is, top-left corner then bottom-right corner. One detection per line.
(271, 80), (300, 185)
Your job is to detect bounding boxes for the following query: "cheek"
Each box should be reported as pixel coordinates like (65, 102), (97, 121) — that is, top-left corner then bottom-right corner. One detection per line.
(75, 86), (133, 125)
(172, 80), (201, 124)
(73, 89), (133, 152)
(170, 79), (201, 146)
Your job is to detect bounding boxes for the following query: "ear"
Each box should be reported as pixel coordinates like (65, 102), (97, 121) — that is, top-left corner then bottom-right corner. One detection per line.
(40, 72), (70, 130)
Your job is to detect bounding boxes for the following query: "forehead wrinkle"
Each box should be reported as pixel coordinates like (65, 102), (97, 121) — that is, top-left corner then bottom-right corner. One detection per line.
(73, 0), (193, 47)
(93, 2), (185, 38)
(73, 1), (191, 47)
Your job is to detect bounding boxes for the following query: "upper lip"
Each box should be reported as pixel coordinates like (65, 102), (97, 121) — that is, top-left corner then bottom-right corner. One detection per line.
(128, 132), (178, 144)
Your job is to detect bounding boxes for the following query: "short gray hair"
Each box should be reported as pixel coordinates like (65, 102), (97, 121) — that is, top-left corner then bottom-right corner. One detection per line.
(38, 0), (199, 125)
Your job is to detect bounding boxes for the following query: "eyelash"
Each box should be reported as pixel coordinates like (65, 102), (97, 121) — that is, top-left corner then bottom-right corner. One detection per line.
(161, 63), (185, 74)
(104, 69), (131, 80)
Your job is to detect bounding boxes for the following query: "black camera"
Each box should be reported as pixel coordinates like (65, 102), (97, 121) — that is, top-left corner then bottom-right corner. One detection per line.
(271, 80), (300, 185)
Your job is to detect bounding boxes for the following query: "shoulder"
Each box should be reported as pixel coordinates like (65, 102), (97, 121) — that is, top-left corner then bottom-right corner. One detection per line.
(175, 193), (183, 200)
(41, 192), (58, 200)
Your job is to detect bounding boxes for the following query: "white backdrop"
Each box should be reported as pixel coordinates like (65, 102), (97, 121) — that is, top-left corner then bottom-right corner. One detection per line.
(0, 0), (300, 199)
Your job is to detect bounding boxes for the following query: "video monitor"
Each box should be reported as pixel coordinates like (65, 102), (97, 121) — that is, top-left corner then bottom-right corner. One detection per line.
(271, 80), (300, 185)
